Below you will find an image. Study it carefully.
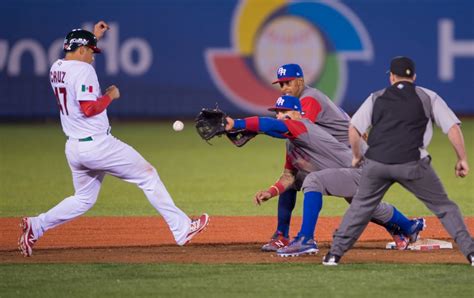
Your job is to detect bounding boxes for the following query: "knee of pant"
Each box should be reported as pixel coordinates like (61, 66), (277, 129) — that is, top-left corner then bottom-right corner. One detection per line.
(302, 173), (324, 193)
(434, 202), (460, 218)
(76, 195), (97, 211)
(139, 165), (160, 190)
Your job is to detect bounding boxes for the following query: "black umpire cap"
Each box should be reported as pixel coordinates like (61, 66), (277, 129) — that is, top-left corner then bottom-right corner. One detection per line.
(63, 29), (101, 53)
(388, 56), (415, 77)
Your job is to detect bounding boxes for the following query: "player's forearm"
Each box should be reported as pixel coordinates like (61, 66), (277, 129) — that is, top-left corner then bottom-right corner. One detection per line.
(267, 169), (296, 197)
(233, 117), (288, 138)
(447, 124), (467, 161)
(79, 95), (112, 117)
(349, 125), (362, 159)
(93, 21), (109, 41)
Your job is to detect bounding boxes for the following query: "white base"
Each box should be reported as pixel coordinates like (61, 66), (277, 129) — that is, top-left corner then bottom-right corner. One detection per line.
(386, 238), (453, 250)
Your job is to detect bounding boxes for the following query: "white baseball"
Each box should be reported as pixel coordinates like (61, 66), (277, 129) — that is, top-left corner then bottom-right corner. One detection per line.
(173, 120), (184, 132)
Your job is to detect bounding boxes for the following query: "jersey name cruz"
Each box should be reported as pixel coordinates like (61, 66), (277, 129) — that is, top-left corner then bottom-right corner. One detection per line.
(50, 71), (66, 84)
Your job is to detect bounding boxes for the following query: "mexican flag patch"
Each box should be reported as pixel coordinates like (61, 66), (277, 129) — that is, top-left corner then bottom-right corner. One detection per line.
(81, 85), (93, 92)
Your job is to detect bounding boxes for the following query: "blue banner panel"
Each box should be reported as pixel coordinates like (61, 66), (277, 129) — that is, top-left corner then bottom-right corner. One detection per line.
(1, 0), (473, 118)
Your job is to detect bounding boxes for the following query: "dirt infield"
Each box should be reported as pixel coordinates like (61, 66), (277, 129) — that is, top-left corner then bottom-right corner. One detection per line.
(1, 216), (472, 264)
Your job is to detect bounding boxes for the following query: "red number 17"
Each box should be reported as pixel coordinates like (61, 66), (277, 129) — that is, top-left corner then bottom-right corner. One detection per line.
(54, 87), (69, 115)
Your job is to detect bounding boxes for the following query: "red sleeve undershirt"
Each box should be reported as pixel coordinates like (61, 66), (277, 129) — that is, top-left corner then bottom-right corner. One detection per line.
(79, 95), (112, 117)
(284, 152), (296, 171)
(243, 116), (259, 132)
(283, 119), (308, 139)
(300, 96), (322, 123)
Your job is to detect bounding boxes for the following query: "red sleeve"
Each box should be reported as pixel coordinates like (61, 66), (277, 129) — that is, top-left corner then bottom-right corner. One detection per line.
(284, 153), (295, 171)
(243, 116), (259, 132)
(79, 95), (112, 117)
(301, 96), (322, 123)
(283, 119), (308, 138)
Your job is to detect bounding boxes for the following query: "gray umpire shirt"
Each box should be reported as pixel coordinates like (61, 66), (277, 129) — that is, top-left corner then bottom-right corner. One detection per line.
(351, 81), (460, 164)
(300, 86), (351, 146)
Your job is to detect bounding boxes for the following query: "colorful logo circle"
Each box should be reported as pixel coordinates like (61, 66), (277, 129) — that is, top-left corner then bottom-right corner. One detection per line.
(206, 0), (373, 114)
(254, 16), (326, 85)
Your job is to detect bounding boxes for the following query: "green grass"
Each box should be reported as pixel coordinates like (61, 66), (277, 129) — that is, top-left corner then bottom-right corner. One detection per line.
(0, 120), (473, 217)
(0, 263), (473, 298)
(1, 121), (473, 297)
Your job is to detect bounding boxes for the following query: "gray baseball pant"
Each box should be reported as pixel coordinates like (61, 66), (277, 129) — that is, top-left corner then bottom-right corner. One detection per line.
(302, 167), (394, 223)
(329, 157), (474, 258)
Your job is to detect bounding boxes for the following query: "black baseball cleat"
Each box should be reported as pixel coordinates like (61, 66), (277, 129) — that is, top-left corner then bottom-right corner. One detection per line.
(468, 253), (474, 267)
(322, 253), (341, 266)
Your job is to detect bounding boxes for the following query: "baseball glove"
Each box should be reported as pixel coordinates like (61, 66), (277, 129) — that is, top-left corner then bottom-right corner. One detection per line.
(226, 129), (257, 147)
(195, 107), (257, 147)
(195, 107), (228, 141)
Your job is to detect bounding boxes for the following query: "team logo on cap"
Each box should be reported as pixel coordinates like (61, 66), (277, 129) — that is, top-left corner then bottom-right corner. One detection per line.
(277, 67), (287, 76)
(276, 96), (285, 106)
(205, 0), (373, 114)
(64, 38), (89, 51)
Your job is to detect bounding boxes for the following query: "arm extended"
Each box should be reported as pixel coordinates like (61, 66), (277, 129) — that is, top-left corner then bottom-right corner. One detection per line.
(226, 116), (289, 139)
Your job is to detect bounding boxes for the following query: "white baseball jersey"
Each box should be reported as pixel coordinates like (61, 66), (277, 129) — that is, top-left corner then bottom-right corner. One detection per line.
(29, 58), (194, 246)
(49, 59), (109, 139)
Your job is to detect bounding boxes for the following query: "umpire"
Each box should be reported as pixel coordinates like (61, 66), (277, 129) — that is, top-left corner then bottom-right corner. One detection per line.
(322, 56), (474, 266)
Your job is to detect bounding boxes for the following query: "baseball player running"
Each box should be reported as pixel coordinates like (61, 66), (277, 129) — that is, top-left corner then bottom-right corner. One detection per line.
(224, 95), (423, 256)
(323, 56), (474, 266)
(18, 21), (209, 257)
(262, 64), (352, 252)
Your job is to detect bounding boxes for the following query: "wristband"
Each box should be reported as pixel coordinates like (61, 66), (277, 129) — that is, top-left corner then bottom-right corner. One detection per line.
(267, 182), (285, 197)
(268, 185), (279, 197)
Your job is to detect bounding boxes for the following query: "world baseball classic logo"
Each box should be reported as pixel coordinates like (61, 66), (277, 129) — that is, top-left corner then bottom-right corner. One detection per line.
(205, 0), (373, 114)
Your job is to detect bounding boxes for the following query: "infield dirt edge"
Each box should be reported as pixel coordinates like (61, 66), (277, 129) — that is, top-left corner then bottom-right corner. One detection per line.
(1, 216), (472, 264)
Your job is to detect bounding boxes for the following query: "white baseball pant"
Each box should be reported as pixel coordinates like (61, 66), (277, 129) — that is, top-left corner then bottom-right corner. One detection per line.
(29, 133), (191, 245)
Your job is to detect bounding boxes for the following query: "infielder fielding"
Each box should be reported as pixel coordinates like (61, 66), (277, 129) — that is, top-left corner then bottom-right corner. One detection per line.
(263, 63), (352, 252)
(220, 95), (423, 256)
(323, 56), (474, 266)
(18, 21), (209, 257)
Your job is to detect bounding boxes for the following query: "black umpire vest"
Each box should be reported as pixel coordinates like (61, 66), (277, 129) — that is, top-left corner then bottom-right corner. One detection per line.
(366, 81), (429, 164)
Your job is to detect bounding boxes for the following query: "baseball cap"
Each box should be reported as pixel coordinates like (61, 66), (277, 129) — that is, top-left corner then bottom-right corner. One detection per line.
(268, 95), (302, 112)
(63, 29), (101, 53)
(272, 64), (304, 84)
(388, 56), (415, 77)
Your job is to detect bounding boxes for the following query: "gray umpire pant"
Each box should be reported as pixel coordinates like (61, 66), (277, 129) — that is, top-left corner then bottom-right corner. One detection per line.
(329, 157), (474, 258)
